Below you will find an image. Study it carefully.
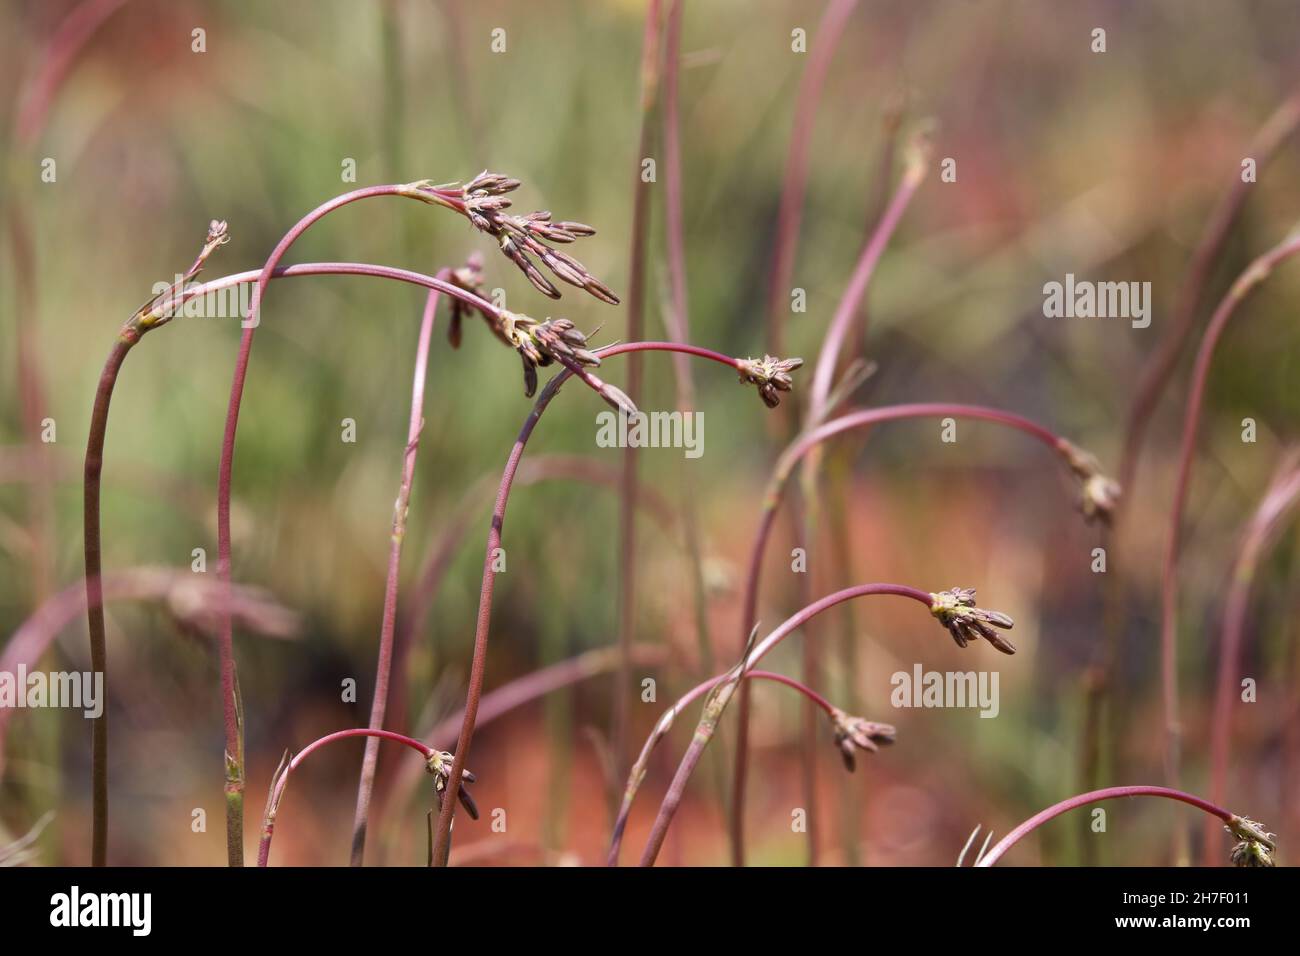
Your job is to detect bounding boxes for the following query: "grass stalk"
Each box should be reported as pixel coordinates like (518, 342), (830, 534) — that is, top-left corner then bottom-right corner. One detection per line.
(730, 402), (1115, 863)
(975, 786), (1274, 868)
(348, 273), (446, 866)
(427, 340), (788, 864)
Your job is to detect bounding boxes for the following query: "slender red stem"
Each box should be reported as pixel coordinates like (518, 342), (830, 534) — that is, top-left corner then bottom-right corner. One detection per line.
(428, 341), (744, 865)
(806, 152), (927, 417)
(977, 786), (1234, 867)
(2, 566), (295, 777)
(765, 0), (861, 357)
(1205, 458), (1300, 862)
(1117, 92), (1300, 502)
(731, 402), (1072, 864)
(378, 644), (671, 839)
(1158, 232), (1300, 803)
(607, 668), (837, 866)
(614, 0), (663, 807)
(213, 183), (482, 867)
(82, 335), (134, 866)
(643, 583), (932, 865)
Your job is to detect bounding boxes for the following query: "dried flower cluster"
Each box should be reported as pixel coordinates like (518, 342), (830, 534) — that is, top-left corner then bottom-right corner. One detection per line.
(1226, 816), (1276, 867)
(929, 588), (1016, 654)
(828, 707), (896, 772)
(445, 252), (488, 350)
(737, 354), (804, 408)
(1057, 439), (1121, 525)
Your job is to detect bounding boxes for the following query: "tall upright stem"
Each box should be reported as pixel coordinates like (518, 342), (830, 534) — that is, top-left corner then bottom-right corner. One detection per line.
(731, 402), (1071, 864)
(976, 786), (1237, 867)
(764, 0), (861, 358)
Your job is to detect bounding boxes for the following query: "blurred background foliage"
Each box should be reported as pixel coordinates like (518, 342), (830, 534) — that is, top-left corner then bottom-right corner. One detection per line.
(2, 0), (1300, 865)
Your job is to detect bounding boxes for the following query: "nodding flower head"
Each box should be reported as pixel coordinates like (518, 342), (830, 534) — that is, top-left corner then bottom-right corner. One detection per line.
(426, 750), (480, 821)
(498, 311), (602, 398)
(828, 708), (896, 772)
(929, 588), (1016, 654)
(737, 354), (804, 408)
(413, 170), (619, 305)
(1227, 816), (1276, 868)
(1057, 439), (1121, 525)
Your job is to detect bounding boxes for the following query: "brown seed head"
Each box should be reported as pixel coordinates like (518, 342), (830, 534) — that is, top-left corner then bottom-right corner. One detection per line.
(929, 588), (1016, 654)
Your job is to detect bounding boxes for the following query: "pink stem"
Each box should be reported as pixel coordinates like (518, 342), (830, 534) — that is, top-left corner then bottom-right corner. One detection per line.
(348, 272), (446, 866)
(614, 0), (663, 804)
(607, 669), (835, 866)
(806, 154), (925, 418)
(765, 0), (861, 357)
(977, 786), (1233, 867)
(13, 0), (128, 146)
(215, 185), (438, 866)
(731, 401), (1070, 861)
(642, 583), (933, 866)
(1158, 232), (1300, 798)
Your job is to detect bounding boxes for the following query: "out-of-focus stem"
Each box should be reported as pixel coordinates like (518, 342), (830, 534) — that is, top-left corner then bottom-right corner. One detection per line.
(977, 786), (1238, 867)
(259, 729), (433, 867)
(348, 274), (445, 866)
(1084, 97), (1300, 846)
(1117, 92), (1300, 501)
